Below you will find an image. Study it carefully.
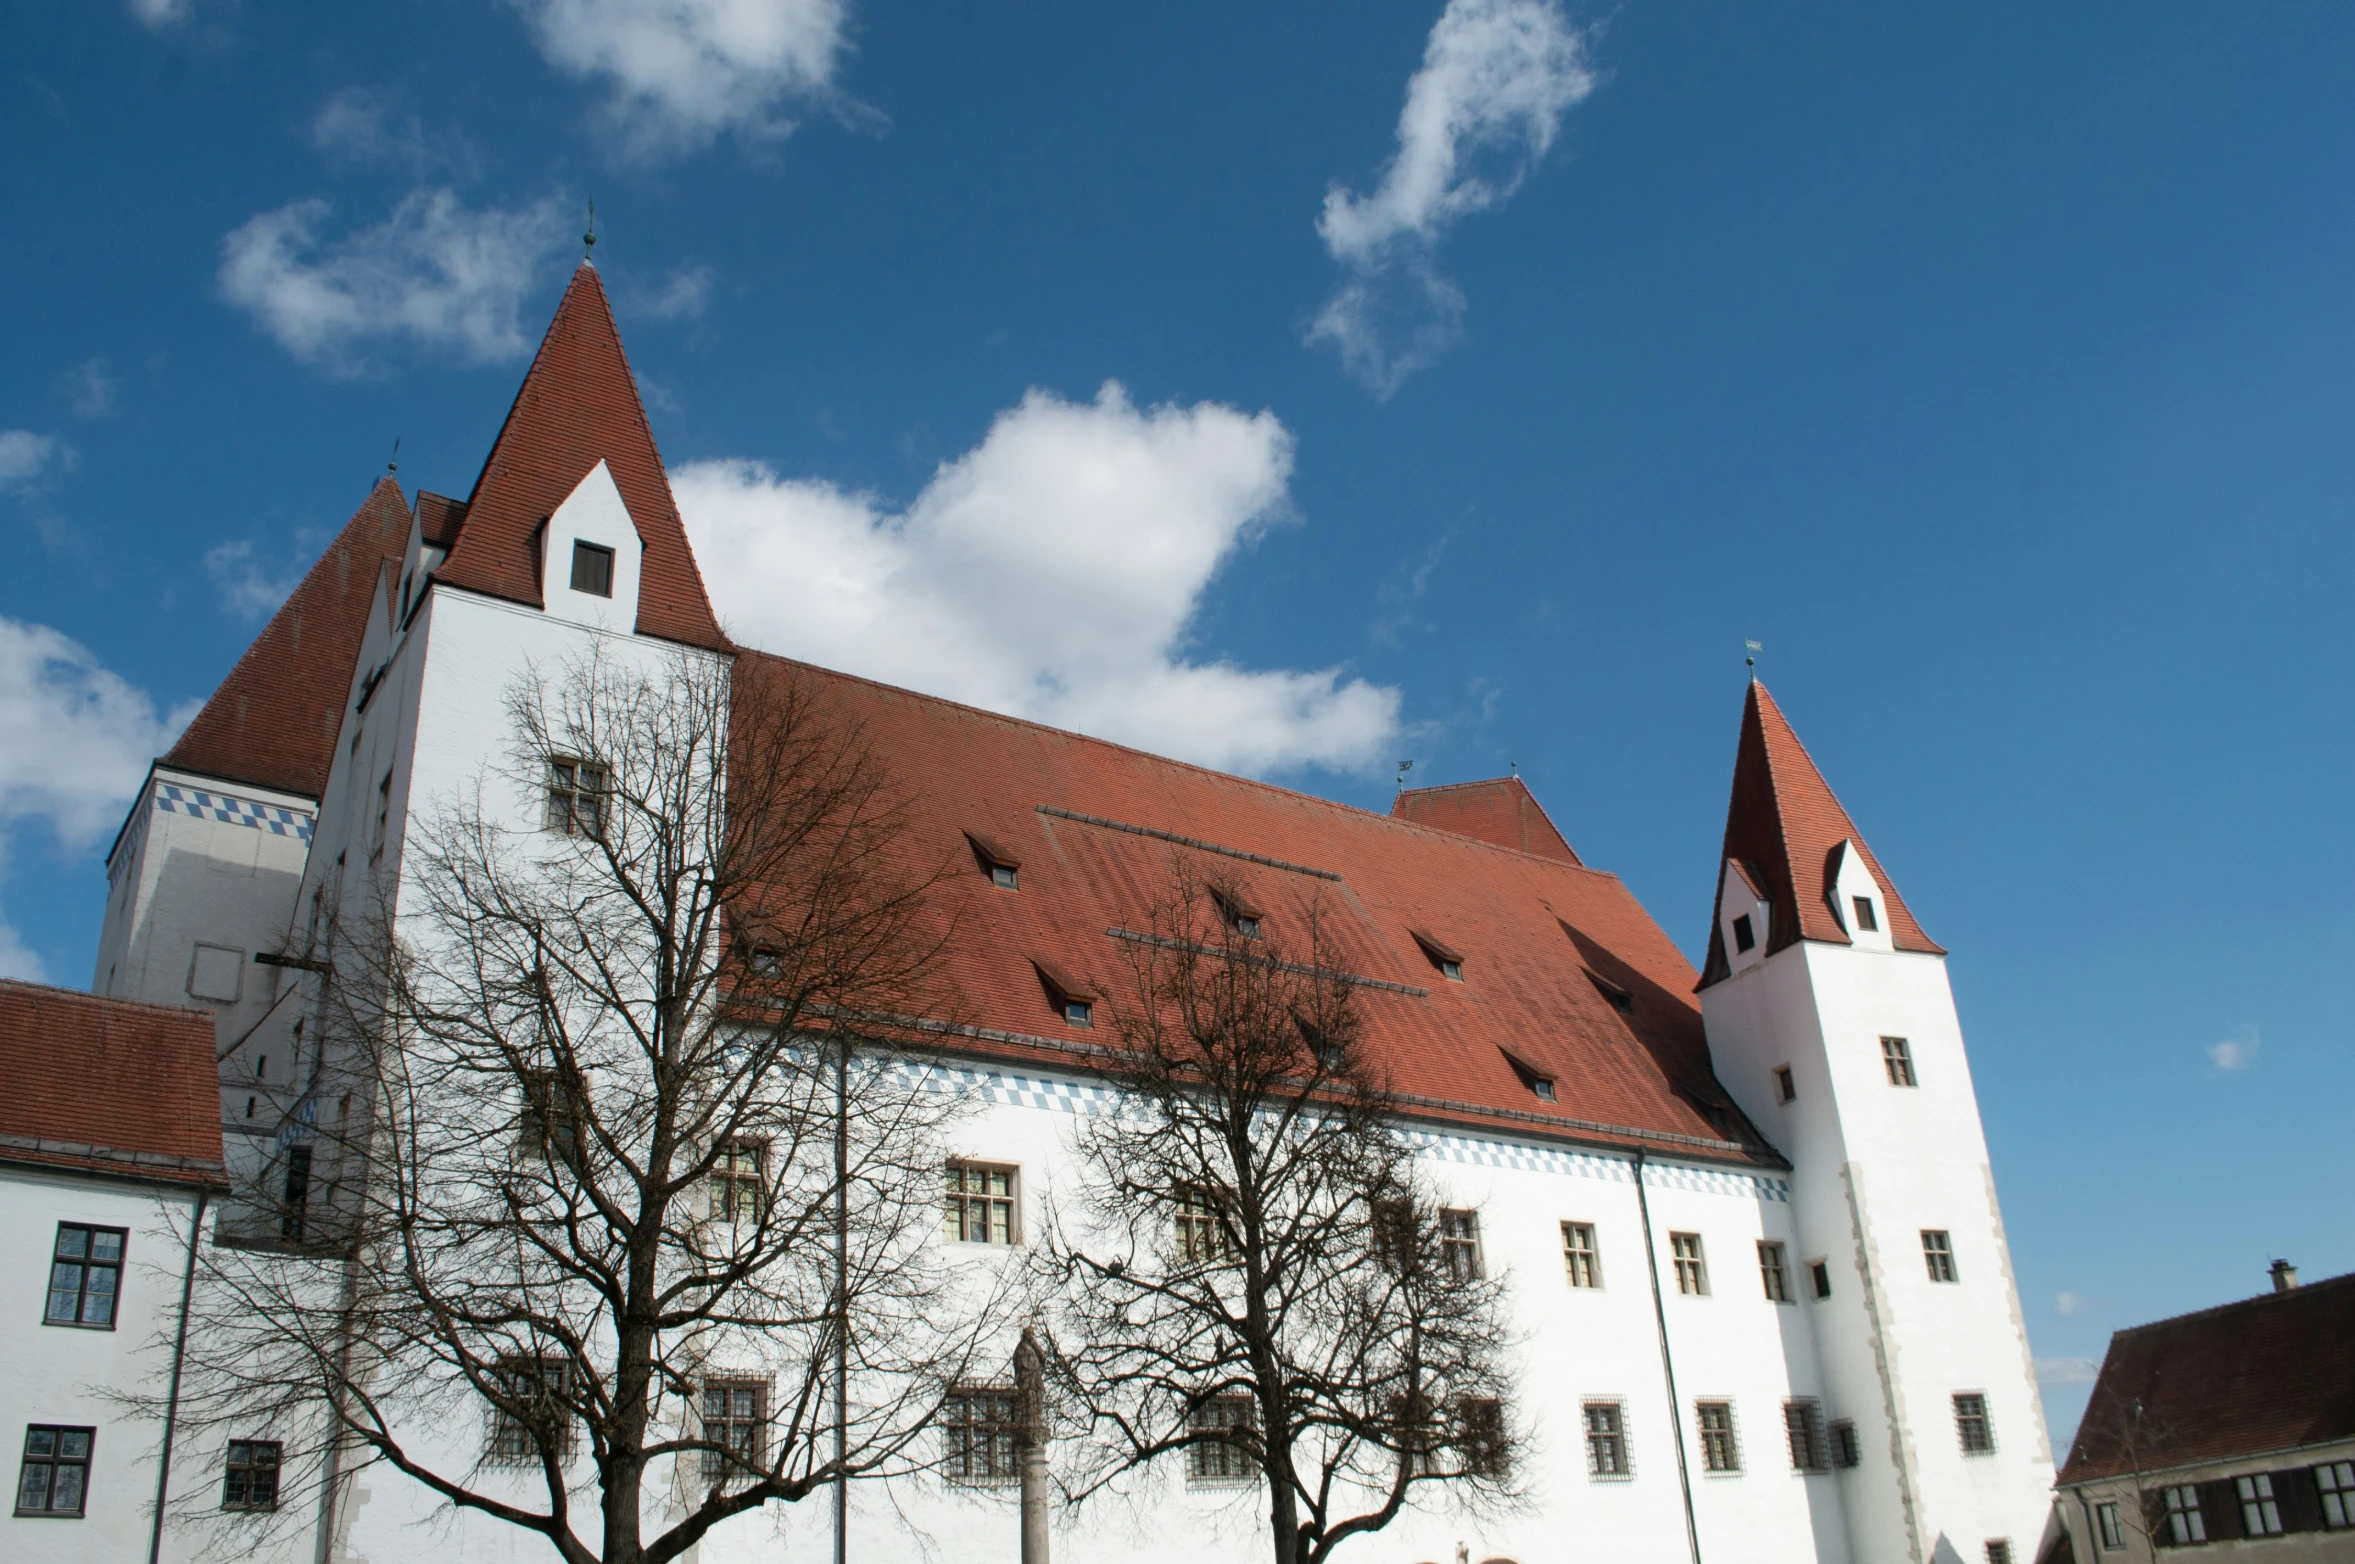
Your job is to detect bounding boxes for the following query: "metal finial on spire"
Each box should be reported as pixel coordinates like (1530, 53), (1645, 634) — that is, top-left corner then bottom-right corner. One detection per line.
(1509, 758), (1518, 778)
(387, 436), (400, 475)
(1744, 639), (1762, 682)
(1396, 759), (1414, 792)
(584, 198), (597, 259)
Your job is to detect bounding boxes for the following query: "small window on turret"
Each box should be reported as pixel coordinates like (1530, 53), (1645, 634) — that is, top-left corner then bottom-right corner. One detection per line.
(1851, 895), (1878, 933)
(1731, 915), (1755, 953)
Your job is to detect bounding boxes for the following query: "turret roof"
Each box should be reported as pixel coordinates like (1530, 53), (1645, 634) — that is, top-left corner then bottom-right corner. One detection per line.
(162, 475), (411, 800)
(438, 261), (726, 650)
(1699, 681), (1940, 985)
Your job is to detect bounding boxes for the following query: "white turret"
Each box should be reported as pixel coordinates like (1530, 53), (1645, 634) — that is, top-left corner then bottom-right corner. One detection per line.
(1698, 680), (2052, 1564)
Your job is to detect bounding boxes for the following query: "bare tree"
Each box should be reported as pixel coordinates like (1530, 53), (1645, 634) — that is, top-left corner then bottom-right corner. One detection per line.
(168, 648), (1001, 1564)
(1039, 863), (1518, 1564)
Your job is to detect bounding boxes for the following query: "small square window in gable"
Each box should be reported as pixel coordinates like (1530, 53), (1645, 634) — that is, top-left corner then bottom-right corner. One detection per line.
(570, 541), (614, 598)
(965, 830), (1021, 890)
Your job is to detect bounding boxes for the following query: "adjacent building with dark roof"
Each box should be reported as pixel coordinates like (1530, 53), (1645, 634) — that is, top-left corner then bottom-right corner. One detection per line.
(2052, 1267), (2355, 1560)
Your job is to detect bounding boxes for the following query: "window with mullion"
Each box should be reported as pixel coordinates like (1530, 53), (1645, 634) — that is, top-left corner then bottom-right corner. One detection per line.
(1758, 1241), (1792, 1302)
(2318, 1461), (2355, 1528)
(1438, 1208), (1484, 1282)
(701, 1380), (767, 1481)
(44, 1224), (126, 1328)
(2237, 1473), (2284, 1536)
(1561, 1222), (1602, 1289)
(1188, 1396), (1255, 1482)
(1669, 1232), (1708, 1296)
(1921, 1230), (1958, 1283)
(944, 1162), (1018, 1245)
(16, 1425), (94, 1516)
(2162, 1484), (2207, 1544)
(943, 1386), (1023, 1483)
(710, 1140), (766, 1223)
(1173, 1187), (1229, 1265)
(1695, 1402), (1739, 1473)
(1583, 1401), (1630, 1478)
(222, 1440), (282, 1511)
(1952, 1393), (1993, 1455)
(545, 758), (608, 837)
(1881, 1036), (1917, 1087)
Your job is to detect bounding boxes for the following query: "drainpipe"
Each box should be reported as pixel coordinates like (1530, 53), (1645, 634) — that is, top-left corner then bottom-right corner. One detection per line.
(150, 1185), (212, 1564)
(1633, 1150), (1702, 1564)
(833, 1034), (850, 1564)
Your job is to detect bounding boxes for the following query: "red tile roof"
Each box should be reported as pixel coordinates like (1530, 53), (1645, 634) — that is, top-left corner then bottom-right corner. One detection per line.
(0, 980), (225, 1186)
(2057, 1271), (2355, 1483)
(738, 653), (1770, 1163)
(415, 490), (469, 548)
(162, 476), (411, 800)
(1392, 776), (1582, 865)
(1699, 681), (1940, 985)
(437, 262), (726, 651)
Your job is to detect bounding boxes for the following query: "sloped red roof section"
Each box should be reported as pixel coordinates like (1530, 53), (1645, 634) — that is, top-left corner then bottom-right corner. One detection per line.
(1392, 776), (1582, 866)
(0, 980), (225, 1185)
(735, 653), (1767, 1162)
(438, 262), (725, 650)
(1699, 681), (1940, 985)
(415, 490), (469, 548)
(163, 476), (410, 800)
(2057, 1271), (2355, 1483)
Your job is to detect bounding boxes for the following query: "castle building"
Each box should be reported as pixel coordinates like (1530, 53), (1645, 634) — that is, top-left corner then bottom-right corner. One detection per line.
(79, 262), (2053, 1564)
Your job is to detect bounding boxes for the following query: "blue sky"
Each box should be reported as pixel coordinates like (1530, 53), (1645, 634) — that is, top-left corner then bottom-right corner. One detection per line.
(6, 0), (2353, 1449)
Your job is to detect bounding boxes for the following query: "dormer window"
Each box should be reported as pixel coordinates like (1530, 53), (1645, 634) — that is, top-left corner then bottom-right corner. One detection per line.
(1412, 930), (1466, 982)
(965, 831), (1020, 890)
(1212, 889), (1263, 940)
(1851, 895), (1878, 933)
(1731, 914), (1756, 953)
(1586, 971), (1633, 1015)
(1500, 1048), (1555, 1103)
(570, 541), (615, 598)
(1033, 959), (1095, 1030)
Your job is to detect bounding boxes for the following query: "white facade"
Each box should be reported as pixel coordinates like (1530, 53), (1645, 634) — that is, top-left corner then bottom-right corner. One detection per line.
(1, 1160), (208, 1561)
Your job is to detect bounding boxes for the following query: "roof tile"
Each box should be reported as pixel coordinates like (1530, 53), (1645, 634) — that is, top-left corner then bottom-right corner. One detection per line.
(0, 980), (225, 1184)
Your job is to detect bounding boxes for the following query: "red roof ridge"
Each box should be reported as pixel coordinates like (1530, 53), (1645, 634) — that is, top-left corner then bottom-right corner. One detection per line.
(161, 475), (413, 801)
(2106, 1268), (2355, 1340)
(739, 647), (1623, 882)
(438, 260), (726, 650)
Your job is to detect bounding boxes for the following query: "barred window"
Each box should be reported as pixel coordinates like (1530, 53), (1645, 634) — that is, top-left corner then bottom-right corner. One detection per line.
(1921, 1230), (1958, 1284)
(710, 1140), (765, 1223)
(486, 1359), (572, 1465)
(701, 1381), (767, 1481)
(1882, 1036), (1917, 1087)
(1174, 1187), (1229, 1265)
(1439, 1208), (1484, 1282)
(944, 1162), (1018, 1245)
(222, 1439), (281, 1511)
(2236, 1473), (2284, 1536)
(1455, 1397), (1506, 1479)
(1784, 1400), (1828, 1471)
(1952, 1393), (1993, 1455)
(1562, 1222), (1601, 1289)
(519, 1069), (588, 1164)
(44, 1224), (126, 1328)
(942, 1386), (1021, 1484)
(16, 1425), (93, 1517)
(2318, 1461), (2355, 1528)
(545, 758), (607, 837)
(1696, 1402), (1739, 1473)
(1670, 1232), (1708, 1296)
(1984, 1543), (2012, 1564)
(1583, 1402), (1629, 1478)
(1189, 1397), (1255, 1482)
(1828, 1418), (1860, 1469)
(2161, 1484), (2206, 1545)
(1758, 1241), (1792, 1302)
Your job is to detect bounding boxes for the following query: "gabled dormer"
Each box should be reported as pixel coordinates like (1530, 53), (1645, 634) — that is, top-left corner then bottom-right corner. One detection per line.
(1717, 857), (1771, 976)
(1826, 839), (1893, 953)
(538, 460), (644, 633)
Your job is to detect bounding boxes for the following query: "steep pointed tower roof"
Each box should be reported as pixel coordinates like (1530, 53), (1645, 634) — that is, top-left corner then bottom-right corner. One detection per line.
(438, 261), (727, 650)
(1699, 681), (1941, 984)
(163, 476), (412, 798)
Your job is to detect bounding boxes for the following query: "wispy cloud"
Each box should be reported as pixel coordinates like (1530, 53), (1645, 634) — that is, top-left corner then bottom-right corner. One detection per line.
(202, 541), (302, 622)
(509, 0), (848, 159)
(1371, 529), (1454, 647)
(219, 189), (569, 373)
(0, 431), (73, 496)
(59, 358), (117, 419)
(677, 384), (1401, 776)
(1311, 0), (1594, 394)
(629, 263), (714, 321)
(128, 0), (192, 28)
(2207, 1025), (2259, 1074)
(2034, 1356), (2101, 1387)
(0, 618), (196, 847)
(2055, 1290), (2088, 1317)
(309, 87), (479, 180)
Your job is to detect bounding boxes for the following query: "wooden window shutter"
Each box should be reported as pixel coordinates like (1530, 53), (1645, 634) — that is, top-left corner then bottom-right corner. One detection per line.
(2271, 1467), (2325, 1533)
(2201, 1478), (2244, 1540)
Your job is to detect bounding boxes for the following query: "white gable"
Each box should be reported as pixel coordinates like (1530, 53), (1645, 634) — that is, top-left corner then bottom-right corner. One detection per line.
(1828, 838), (1893, 952)
(540, 459), (643, 634)
(1717, 856), (1771, 974)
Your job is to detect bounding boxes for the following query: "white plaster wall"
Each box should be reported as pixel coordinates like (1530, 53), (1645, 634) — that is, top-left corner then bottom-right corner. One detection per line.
(0, 1165), (205, 1563)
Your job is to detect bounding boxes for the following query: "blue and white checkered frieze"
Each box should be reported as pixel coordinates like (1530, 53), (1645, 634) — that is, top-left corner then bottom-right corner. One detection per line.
(154, 783), (315, 843)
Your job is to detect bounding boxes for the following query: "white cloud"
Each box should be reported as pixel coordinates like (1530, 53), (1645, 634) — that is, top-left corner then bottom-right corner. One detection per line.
(509, 0), (845, 156)
(1311, 0), (1594, 394)
(0, 619), (196, 847)
(310, 87), (477, 179)
(2207, 1026), (2259, 1073)
(2034, 1356), (2101, 1387)
(676, 383), (1402, 776)
(2055, 1290), (2088, 1317)
(0, 430), (72, 495)
(0, 904), (41, 982)
(219, 189), (569, 372)
(60, 358), (117, 419)
(203, 541), (301, 622)
(630, 263), (713, 321)
(128, 0), (191, 27)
